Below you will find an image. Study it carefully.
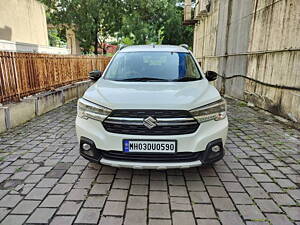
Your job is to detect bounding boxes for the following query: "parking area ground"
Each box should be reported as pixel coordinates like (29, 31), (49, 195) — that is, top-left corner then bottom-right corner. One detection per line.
(0, 98), (299, 225)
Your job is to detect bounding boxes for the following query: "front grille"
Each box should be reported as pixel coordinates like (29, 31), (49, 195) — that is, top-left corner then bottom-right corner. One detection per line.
(110, 110), (192, 118)
(102, 110), (199, 135)
(102, 123), (199, 135)
(100, 150), (204, 163)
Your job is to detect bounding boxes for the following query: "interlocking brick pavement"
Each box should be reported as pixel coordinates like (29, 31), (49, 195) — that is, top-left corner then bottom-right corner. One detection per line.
(0, 98), (299, 225)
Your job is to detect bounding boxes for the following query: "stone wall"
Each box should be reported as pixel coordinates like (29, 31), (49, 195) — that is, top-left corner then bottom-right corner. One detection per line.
(0, 81), (91, 133)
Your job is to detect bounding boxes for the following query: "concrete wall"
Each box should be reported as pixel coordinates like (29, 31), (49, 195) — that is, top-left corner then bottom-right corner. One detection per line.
(0, 0), (49, 46)
(7, 99), (36, 128)
(193, 0), (221, 88)
(245, 0), (300, 122)
(191, 0), (300, 122)
(193, 0), (219, 63)
(0, 108), (7, 133)
(0, 40), (71, 54)
(0, 81), (91, 133)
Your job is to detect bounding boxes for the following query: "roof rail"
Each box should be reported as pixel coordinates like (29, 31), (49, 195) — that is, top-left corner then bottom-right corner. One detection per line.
(119, 44), (128, 50)
(179, 44), (189, 50)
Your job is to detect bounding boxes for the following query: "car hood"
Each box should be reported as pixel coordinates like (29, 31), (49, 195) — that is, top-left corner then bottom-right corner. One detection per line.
(83, 78), (221, 110)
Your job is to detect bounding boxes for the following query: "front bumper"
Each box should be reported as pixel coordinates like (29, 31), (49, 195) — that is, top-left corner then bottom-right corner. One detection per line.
(79, 137), (225, 169)
(76, 115), (228, 169)
(100, 158), (203, 169)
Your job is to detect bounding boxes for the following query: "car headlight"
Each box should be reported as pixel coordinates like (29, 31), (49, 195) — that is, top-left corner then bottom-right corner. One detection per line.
(190, 98), (227, 123)
(77, 98), (111, 121)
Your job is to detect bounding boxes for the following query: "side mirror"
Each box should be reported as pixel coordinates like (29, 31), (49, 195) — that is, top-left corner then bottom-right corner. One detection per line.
(205, 71), (218, 81)
(89, 70), (102, 81)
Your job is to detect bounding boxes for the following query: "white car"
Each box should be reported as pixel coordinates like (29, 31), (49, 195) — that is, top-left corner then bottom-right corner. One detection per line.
(76, 45), (228, 169)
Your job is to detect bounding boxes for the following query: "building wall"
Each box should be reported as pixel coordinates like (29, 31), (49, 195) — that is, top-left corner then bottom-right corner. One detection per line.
(0, 0), (49, 46)
(191, 0), (300, 122)
(245, 0), (300, 122)
(193, 0), (219, 69)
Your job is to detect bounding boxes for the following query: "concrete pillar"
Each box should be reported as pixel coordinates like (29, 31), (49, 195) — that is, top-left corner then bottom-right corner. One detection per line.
(66, 29), (81, 55)
(184, 0), (192, 21)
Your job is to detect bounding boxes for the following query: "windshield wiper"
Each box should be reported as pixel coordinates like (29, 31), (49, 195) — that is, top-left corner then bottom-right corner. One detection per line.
(114, 77), (169, 82)
(172, 77), (200, 82)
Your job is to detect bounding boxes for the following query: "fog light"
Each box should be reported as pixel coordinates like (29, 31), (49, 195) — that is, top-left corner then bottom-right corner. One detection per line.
(211, 145), (221, 153)
(82, 143), (91, 151)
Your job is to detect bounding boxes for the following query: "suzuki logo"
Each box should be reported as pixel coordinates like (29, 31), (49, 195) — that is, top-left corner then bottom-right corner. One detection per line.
(143, 116), (158, 129)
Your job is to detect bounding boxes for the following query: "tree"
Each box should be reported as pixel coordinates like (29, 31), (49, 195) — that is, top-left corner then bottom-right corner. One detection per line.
(118, 0), (169, 44)
(162, 1), (194, 47)
(48, 28), (67, 47)
(118, 0), (194, 48)
(39, 0), (123, 54)
(39, 0), (194, 53)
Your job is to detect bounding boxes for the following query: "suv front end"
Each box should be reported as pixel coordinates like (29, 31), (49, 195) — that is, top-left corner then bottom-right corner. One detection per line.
(76, 45), (228, 169)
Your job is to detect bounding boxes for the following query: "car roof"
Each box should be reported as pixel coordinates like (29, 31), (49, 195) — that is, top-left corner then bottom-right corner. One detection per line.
(119, 45), (190, 53)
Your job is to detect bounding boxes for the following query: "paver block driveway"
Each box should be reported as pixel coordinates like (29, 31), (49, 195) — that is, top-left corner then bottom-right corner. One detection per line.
(0, 98), (299, 225)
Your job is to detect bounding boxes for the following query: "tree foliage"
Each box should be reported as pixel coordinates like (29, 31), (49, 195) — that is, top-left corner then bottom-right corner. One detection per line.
(39, 0), (123, 54)
(162, 1), (194, 46)
(119, 0), (193, 47)
(119, 0), (168, 44)
(39, 0), (194, 54)
(48, 28), (67, 48)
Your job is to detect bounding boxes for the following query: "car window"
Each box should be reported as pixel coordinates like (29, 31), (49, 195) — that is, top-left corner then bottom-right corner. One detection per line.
(104, 52), (202, 81)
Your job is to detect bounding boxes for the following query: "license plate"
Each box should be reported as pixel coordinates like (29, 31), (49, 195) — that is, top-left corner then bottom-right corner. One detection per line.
(123, 140), (176, 153)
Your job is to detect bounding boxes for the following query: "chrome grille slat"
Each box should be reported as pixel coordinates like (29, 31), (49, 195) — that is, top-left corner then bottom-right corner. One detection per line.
(106, 117), (195, 122)
(104, 120), (198, 126)
(102, 109), (199, 135)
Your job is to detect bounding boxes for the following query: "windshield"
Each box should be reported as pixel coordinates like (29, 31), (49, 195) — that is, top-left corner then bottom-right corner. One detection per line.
(104, 52), (202, 82)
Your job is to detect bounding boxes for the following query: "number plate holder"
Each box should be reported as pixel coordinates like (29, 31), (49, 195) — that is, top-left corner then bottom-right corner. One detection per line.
(123, 140), (177, 153)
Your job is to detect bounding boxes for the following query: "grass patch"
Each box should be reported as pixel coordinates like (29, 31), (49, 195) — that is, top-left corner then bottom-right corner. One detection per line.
(275, 142), (284, 145)
(16, 167), (23, 172)
(237, 101), (247, 107)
